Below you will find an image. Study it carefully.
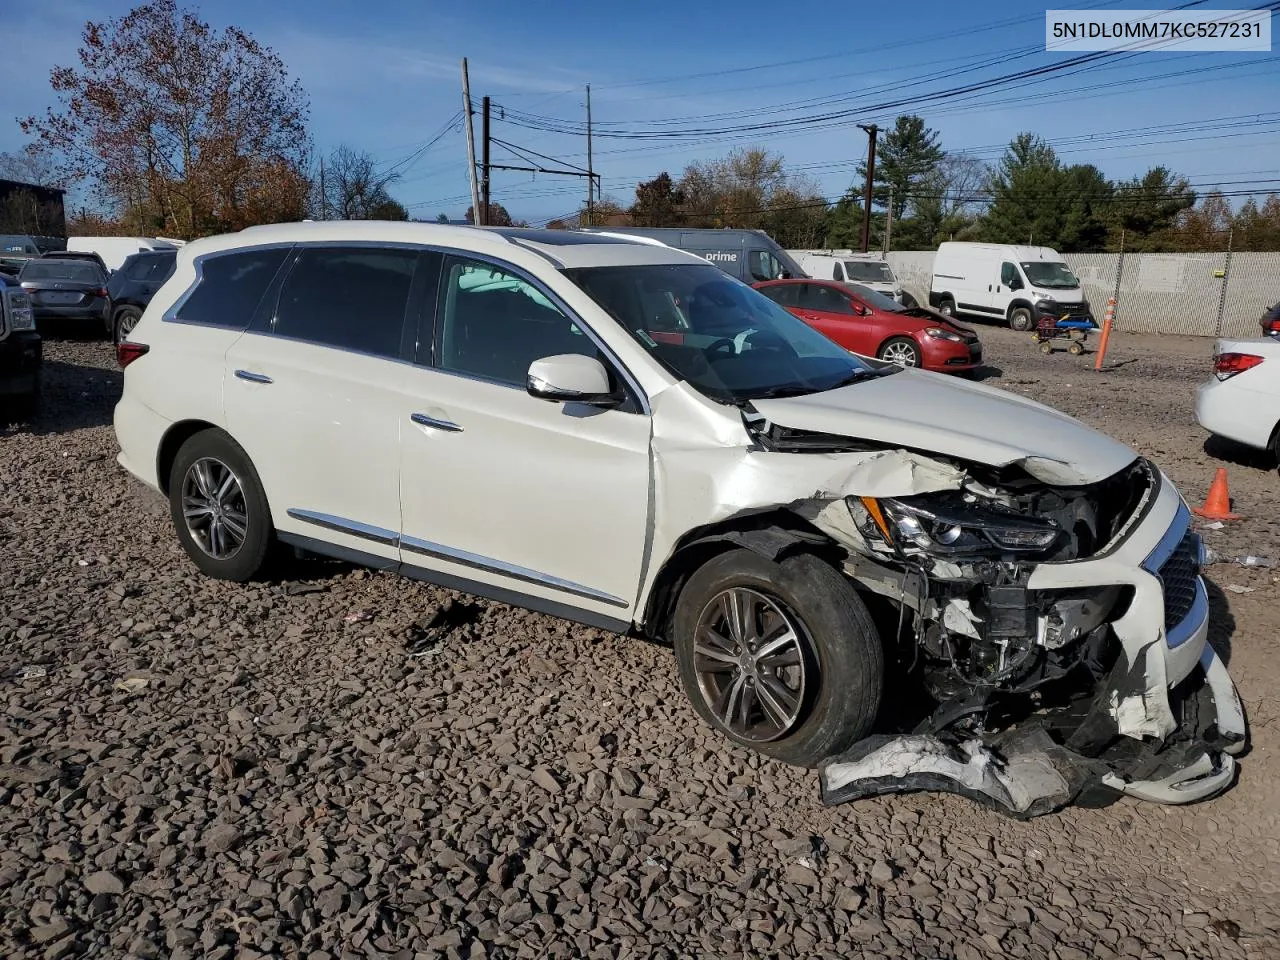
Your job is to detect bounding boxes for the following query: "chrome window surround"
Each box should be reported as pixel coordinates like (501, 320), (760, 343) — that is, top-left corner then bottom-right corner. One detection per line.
(163, 240), (652, 416)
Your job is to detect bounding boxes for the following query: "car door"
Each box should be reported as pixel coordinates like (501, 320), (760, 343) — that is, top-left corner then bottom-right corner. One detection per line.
(398, 252), (652, 626)
(793, 283), (870, 353)
(990, 260), (1023, 312)
(223, 244), (428, 565)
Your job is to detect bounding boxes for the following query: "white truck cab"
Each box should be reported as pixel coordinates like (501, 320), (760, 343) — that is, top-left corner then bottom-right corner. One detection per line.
(791, 251), (907, 304)
(929, 242), (1092, 331)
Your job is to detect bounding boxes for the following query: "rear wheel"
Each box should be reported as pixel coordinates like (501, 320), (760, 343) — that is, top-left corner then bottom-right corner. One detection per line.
(938, 297), (956, 317)
(672, 550), (884, 767)
(113, 307), (142, 346)
(168, 430), (274, 582)
(878, 336), (921, 367)
(1009, 306), (1033, 331)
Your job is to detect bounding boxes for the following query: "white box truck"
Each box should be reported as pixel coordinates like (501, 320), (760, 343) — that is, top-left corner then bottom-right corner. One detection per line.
(791, 251), (908, 304)
(928, 242), (1092, 331)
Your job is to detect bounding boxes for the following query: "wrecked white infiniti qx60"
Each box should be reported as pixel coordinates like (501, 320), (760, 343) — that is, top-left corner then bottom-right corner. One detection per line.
(559, 260), (1246, 819)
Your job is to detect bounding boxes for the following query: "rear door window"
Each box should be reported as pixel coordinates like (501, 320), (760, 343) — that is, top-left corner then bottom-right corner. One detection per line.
(271, 246), (421, 359)
(757, 284), (798, 307)
(126, 255), (176, 282)
(799, 284), (855, 315)
(175, 248), (291, 329)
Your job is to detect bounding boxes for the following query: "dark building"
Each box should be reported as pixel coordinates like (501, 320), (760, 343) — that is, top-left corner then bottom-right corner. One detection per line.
(0, 178), (67, 240)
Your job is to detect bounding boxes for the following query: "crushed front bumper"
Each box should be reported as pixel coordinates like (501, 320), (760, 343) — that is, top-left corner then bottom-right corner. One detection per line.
(819, 470), (1248, 818)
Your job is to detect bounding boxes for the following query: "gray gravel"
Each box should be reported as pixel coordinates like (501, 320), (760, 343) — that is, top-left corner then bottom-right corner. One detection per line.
(1, 330), (1277, 958)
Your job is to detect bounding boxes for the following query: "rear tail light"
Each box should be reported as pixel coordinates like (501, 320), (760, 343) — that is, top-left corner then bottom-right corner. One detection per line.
(1213, 352), (1263, 381)
(117, 341), (149, 369)
(1263, 317), (1280, 337)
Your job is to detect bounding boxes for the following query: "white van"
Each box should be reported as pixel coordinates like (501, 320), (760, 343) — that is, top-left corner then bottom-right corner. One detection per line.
(68, 236), (182, 274)
(792, 251), (906, 303)
(929, 242), (1093, 331)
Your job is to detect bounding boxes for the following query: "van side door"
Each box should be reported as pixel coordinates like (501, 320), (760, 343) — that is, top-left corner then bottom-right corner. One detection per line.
(992, 260), (1025, 313)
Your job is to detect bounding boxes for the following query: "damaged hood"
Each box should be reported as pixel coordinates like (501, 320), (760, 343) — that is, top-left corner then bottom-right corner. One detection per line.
(752, 369), (1136, 485)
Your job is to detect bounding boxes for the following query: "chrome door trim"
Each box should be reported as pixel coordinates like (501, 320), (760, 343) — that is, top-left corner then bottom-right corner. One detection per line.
(400, 533), (629, 608)
(286, 508), (399, 547)
(410, 412), (463, 432)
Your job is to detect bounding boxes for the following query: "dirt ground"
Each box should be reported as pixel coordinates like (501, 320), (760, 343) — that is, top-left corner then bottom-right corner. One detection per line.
(1, 324), (1277, 959)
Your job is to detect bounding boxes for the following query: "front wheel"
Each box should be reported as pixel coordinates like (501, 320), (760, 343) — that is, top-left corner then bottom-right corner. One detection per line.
(672, 550), (884, 767)
(938, 298), (956, 317)
(1009, 306), (1033, 331)
(168, 429), (274, 581)
(878, 336), (921, 367)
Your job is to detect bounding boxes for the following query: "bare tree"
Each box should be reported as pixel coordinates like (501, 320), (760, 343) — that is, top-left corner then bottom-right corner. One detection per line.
(320, 145), (406, 220)
(0, 147), (61, 187)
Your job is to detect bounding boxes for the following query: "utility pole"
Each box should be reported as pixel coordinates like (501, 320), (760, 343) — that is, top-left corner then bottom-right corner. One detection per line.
(856, 123), (878, 254)
(585, 84), (594, 227)
(461, 58), (481, 225)
(319, 156), (326, 220)
(481, 96), (491, 226)
(883, 184), (893, 257)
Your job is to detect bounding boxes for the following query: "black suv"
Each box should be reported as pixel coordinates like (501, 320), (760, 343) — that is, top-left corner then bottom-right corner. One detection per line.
(107, 249), (177, 343)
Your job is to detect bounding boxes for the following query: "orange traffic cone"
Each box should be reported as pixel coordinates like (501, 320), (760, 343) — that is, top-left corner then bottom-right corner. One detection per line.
(1192, 467), (1242, 521)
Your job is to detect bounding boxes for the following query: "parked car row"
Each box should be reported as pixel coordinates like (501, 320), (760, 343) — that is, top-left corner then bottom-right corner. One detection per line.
(1, 248), (176, 344)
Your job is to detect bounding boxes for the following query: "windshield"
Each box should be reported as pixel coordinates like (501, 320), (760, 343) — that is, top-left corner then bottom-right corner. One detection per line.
(848, 283), (907, 313)
(20, 260), (105, 283)
(844, 261), (894, 283)
(1020, 261), (1079, 290)
(563, 263), (885, 403)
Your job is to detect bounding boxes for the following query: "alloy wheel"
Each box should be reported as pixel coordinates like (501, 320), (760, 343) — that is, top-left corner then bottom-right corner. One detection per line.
(180, 457), (249, 560)
(117, 311), (141, 341)
(881, 341), (919, 366)
(692, 587), (808, 742)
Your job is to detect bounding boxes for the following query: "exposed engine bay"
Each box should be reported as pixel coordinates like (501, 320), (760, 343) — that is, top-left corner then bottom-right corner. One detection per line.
(736, 415), (1245, 818)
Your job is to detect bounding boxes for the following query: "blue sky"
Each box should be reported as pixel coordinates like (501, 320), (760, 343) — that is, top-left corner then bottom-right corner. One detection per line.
(4, 0), (1279, 224)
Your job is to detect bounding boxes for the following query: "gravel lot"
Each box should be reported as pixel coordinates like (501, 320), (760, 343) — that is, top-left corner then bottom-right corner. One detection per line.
(2, 326), (1278, 959)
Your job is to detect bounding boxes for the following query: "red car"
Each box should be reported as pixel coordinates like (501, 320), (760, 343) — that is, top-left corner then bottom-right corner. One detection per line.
(754, 279), (982, 373)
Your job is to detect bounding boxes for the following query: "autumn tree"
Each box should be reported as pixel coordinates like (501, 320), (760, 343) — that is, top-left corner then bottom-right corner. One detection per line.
(1233, 195), (1280, 251)
(673, 147), (826, 246)
(464, 203), (515, 226)
(630, 172), (684, 227)
(21, 0), (312, 238)
(318, 145), (407, 220)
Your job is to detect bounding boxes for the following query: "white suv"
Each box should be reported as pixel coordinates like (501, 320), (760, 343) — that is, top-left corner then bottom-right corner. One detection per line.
(113, 221), (1245, 817)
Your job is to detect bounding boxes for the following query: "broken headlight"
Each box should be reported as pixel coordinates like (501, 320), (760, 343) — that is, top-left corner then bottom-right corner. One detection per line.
(870, 495), (1061, 556)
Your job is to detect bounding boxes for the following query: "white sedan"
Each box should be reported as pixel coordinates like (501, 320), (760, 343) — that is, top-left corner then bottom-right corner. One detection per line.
(1195, 336), (1280, 456)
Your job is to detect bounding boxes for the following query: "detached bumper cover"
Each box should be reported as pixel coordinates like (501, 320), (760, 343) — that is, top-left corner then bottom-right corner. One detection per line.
(819, 640), (1245, 818)
(819, 475), (1248, 818)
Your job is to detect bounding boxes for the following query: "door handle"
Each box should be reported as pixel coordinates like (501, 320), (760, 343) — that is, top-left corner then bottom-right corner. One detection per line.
(411, 412), (463, 433)
(234, 369), (273, 384)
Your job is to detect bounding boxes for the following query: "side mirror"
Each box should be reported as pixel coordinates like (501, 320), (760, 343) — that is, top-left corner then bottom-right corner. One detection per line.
(527, 354), (621, 407)
(780, 270), (792, 280)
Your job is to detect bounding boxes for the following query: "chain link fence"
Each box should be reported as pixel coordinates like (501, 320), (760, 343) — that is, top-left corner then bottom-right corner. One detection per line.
(879, 250), (1277, 339)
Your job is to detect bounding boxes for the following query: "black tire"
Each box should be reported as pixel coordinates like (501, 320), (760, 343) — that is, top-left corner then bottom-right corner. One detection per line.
(113, 307), (143, 346)
(168, 429), (274, 582)
(900, 292), (918, 309)
(877, 336), (921, 367)
(672, 549), (884, 767)
(938, 297), (956, 317)
(1009, 306), (1033, 331)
